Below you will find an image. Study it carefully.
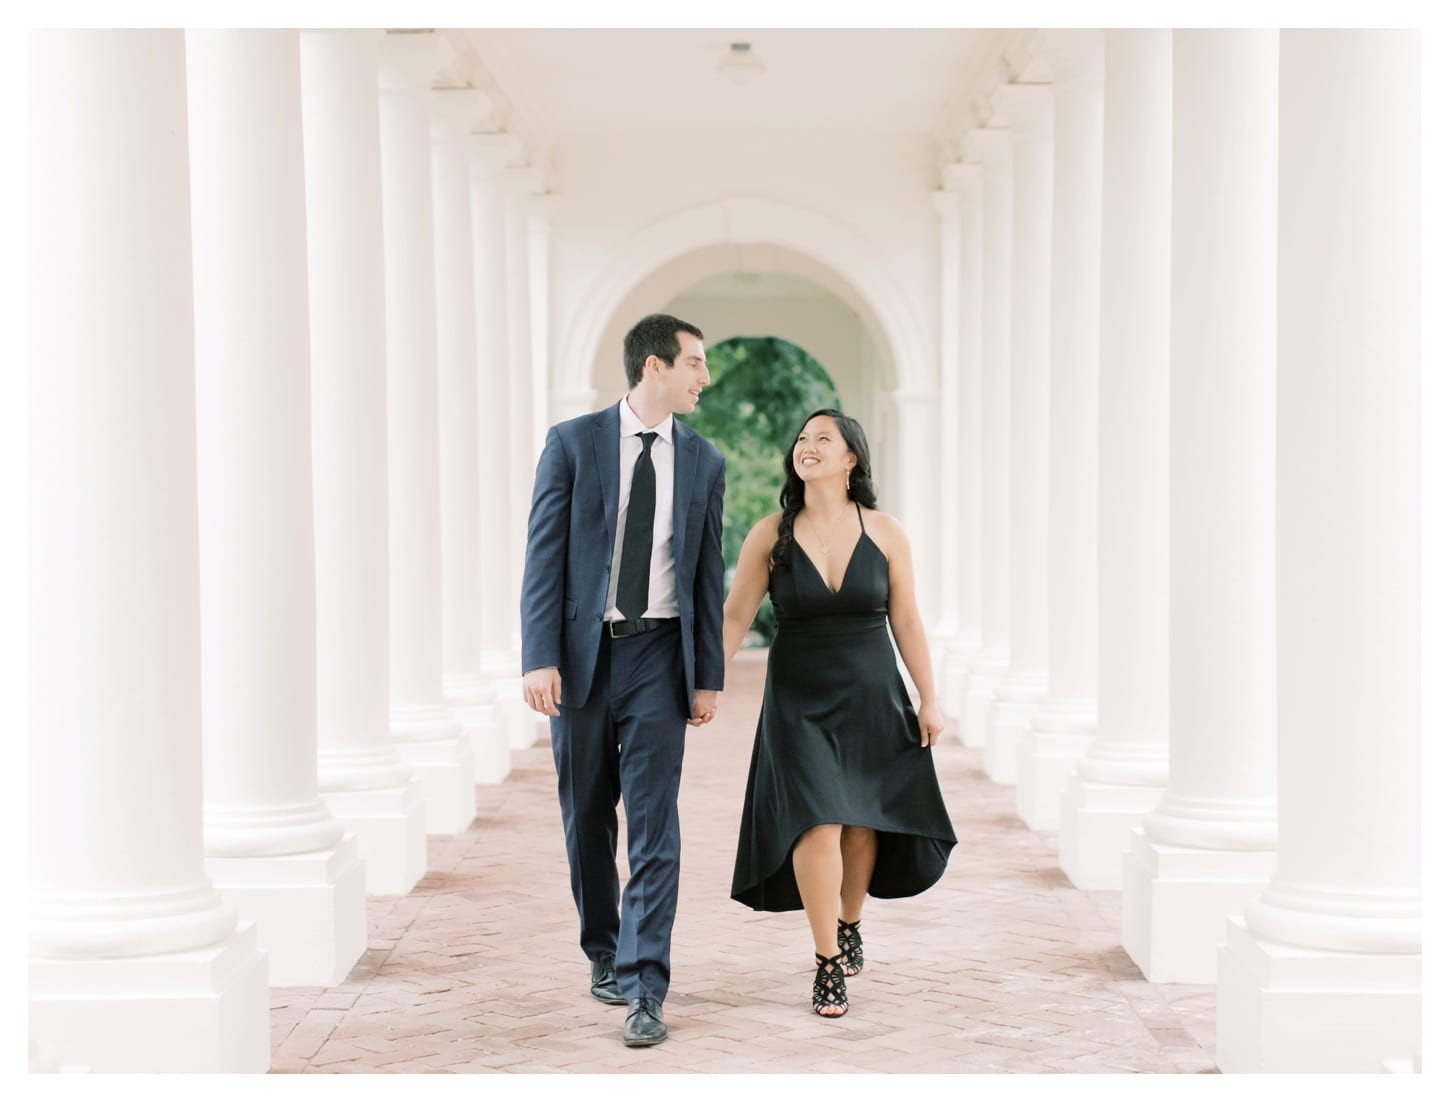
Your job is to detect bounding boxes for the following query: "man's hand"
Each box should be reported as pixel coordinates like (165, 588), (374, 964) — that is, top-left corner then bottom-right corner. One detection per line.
(523, 667), (561, 717)
(688, 689), (719, 728)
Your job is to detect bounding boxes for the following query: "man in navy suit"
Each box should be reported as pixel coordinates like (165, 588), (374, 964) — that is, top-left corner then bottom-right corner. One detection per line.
(521, 314), (726, 1047)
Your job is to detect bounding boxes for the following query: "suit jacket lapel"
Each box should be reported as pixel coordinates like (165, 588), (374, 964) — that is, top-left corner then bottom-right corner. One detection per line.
(673, 424), (699, 558)
(593, 407), (621, 552)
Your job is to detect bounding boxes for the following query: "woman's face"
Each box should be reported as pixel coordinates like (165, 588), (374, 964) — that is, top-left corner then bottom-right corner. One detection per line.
(793, 415), (856, 486)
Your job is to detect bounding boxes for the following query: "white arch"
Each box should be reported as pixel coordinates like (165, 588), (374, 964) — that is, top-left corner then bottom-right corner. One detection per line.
(556, 196), (934, 397)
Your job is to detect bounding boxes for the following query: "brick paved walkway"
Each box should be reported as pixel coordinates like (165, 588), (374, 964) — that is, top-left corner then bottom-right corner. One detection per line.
(271, 651), (1217, 1073)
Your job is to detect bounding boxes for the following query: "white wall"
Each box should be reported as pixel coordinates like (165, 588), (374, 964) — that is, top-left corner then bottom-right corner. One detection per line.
(546, 128), (942, 406)
(666, 278), (873, 428)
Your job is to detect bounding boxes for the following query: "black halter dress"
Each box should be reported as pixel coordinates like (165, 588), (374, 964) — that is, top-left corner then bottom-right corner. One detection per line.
(730, 504), (957, 912)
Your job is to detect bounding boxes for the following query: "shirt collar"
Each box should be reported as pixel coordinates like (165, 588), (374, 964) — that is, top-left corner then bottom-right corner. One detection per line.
(618, 395), (674, 445)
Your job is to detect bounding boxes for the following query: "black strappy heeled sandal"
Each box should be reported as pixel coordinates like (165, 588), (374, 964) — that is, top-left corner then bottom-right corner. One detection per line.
(837, 919), (864, 976)
(812, 950), (850, 1017)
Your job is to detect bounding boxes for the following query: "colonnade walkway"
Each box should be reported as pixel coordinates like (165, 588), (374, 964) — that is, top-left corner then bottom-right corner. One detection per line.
(269, 651), (1216, 1073)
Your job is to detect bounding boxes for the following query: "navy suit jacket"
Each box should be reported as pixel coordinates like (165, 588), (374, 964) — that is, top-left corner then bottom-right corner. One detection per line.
(520, 403), (727, 711)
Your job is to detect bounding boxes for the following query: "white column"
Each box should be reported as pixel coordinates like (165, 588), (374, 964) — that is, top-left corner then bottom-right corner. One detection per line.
(187, 29), (366, 985)
(893, 390), (943, 656)
(503, 164), (549, 748)
(526, 188), (558, 752)
(553, 388), (601, 423)
(1217, 30), (1421, 1072)
(1060, 30), (1172, 889)
(936, 163), (985, 721)
(984, 82), (1053, 786)
(1121, 30), (1280, 984)
(929, 181), (963, 673)
(471, 132), (536, 753)
(29, 30), (268, 1072)
(434, 89), (510, 786)
(527, 192), (554, 473)
(299, 28), (427, 896)
(958, 127), (1014, 748)
(1019, 31), (1105, 830)
(377, 31), (477, 830)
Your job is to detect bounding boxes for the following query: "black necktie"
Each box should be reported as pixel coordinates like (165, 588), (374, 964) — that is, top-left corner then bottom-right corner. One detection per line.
(616, 431), (658, 622)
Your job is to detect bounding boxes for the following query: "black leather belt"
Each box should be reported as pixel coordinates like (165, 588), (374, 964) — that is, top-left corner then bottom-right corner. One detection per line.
(607, 617), (676, 639)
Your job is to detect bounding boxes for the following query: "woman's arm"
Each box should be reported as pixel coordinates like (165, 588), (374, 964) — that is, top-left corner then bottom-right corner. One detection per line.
(874, 512), (945, 746)
(722, 514), (779, 666)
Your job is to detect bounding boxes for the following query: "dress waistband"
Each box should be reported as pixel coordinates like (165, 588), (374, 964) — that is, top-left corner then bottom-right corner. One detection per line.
(773, 614), (887, 638)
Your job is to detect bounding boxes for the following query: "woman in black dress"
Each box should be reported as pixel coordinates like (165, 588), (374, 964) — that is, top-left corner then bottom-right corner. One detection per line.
(722, 410), (956, 1017)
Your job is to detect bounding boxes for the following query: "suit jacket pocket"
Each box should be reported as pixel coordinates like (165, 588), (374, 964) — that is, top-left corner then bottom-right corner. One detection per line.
(564, 598), (578, 620)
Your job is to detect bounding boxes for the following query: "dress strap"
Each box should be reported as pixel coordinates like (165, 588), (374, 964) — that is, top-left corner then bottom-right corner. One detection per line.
(854, 500), (864, 532)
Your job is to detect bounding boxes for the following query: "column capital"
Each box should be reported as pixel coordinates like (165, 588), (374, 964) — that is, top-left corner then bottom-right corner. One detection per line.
(990, 82), (1054, 138)
(962, 126), (1013, 167)
(941, 160), (983, 196)
(504, 163), (547, 197)
(471, 130), (524, 171)
(377, 30), (450, 92)
(891, 388), (938, 411)
(1036, 28), (1106, 87)
(929, 187), (961, 225)
(301, 28), (383, 48)
(431, 87), (492, 138)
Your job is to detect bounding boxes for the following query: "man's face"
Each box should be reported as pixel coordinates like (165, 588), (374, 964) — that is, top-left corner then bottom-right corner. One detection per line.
(656, 332), (710, 415)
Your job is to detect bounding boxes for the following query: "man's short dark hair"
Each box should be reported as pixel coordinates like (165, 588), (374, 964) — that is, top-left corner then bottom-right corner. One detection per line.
(623, 314), (704, 388)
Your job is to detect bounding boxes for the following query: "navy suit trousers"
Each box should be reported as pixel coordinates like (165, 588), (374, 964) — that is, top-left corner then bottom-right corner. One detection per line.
(550, 623), (689, 1004)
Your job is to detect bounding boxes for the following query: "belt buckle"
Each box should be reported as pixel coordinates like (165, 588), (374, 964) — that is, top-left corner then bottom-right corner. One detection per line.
(609, 620), (634, 639)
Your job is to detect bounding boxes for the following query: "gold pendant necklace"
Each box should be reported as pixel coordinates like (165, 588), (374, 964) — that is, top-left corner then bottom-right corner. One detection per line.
(803, 503), (849, 553)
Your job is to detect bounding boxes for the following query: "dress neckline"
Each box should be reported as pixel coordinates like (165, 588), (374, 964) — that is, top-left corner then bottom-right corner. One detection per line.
(791, 503), (875, 595)
(792, 533), (865, 596)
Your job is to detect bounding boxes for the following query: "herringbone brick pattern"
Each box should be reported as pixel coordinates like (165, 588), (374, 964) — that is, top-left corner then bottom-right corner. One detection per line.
(271, 651), (1217, 1073)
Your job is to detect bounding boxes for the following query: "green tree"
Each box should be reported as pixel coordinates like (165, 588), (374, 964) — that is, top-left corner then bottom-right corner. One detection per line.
(690, 337), (840, 645)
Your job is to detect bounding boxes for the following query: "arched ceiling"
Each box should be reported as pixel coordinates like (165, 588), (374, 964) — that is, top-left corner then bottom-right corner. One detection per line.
(454, 27), (1019, 155)
(587, 241), (895, 398)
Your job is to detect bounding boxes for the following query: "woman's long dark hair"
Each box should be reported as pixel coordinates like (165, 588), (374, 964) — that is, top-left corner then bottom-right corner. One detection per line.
(770, 409), (878, 569)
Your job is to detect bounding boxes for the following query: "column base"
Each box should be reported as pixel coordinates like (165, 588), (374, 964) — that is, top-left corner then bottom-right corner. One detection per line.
(446, 674), (511, 784)
(479, 648), (517, 680)
(984, 676), (1045, 785)
(469, 715), (511, 784)
(320, 779), (427, 896)
(1058, 772), (1163, 890)
(498, 689), (545, 749)
(1015, 720), (1095, 830)
(29, 920), (269, 1072)
(1120, 826), (1276, 983)
(1216, 917), (1421, 1072)
(939, 640), (977, 720)
(927, 629), (955, 682)
(205, 836), (367, 986)
(395, 730), (478, 834)
(29, 1036), (65, 1073)
(958, 653), (1008, 748)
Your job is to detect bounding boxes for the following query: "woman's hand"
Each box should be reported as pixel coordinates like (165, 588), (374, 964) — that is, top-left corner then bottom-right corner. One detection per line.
(916, 700), (945, 747)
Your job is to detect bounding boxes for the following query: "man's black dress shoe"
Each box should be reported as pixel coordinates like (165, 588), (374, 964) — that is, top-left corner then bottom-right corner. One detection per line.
(622, 996), (667, 1047)
(590, 953), (626, 1005)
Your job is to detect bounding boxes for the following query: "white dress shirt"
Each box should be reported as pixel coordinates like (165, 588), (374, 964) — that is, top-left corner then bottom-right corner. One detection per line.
(605, 396), (679, 621)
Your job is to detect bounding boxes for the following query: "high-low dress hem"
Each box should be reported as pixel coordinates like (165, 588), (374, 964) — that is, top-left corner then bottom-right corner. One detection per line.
(730, 507), (957, 914)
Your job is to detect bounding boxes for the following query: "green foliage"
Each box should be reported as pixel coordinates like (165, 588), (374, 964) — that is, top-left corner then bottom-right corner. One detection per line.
(687, 337), (840, 644)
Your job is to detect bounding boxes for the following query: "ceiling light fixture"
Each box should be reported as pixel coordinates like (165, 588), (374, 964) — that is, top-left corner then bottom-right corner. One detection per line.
(717, 42), (764, 85)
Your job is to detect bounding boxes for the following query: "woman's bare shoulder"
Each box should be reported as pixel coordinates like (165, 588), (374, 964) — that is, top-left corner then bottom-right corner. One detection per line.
(739, 512), (783, 554)
(858, 506), (908, 552)
(750, 511), (784, 537)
